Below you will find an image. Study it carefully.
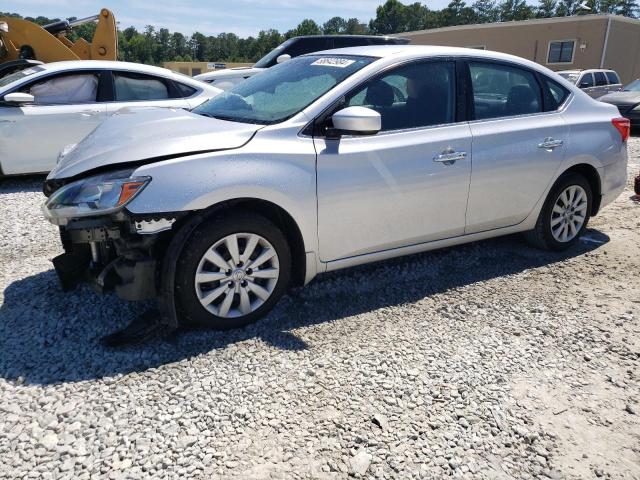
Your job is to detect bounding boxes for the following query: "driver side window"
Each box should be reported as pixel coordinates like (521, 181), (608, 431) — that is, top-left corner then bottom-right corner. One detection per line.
(345, 61), (456, 132)
(25, 73), (99, 105)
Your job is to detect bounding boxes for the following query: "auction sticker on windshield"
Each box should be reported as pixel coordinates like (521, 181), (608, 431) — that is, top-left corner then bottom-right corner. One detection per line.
(311, 58), (356, 68)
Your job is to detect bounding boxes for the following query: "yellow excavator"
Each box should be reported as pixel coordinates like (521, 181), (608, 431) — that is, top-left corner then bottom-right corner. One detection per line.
(0, 8), (117, 78)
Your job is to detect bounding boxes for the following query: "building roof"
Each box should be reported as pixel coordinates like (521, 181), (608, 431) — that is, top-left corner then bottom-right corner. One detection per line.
(400, 14), (640, 37)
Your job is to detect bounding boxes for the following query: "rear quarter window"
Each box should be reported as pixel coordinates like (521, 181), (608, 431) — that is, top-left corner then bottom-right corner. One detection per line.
(542, 77), (570, 111)
(175, 83), (197, 97)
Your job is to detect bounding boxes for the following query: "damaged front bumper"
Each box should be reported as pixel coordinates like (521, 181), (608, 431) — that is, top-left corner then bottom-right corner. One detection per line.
(49, 210), (182, 302)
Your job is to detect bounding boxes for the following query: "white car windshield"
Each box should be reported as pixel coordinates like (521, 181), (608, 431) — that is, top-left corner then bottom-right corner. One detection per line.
(0, 66), (45, 89)
(558, 72), (579, 85)
(193, 55), (375, 125)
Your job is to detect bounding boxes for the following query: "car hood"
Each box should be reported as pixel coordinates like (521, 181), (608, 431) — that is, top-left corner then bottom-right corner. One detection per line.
(598, 91), (640, 105)
(48, 107), (261, 180)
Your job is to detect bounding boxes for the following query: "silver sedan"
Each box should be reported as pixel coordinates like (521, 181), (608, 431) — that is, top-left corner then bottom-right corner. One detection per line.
(42, 46), (628, 330)
(0, 60), (221, 175)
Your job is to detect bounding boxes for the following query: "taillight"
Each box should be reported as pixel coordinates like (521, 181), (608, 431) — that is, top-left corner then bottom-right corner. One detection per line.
(612, 117), (630, 142)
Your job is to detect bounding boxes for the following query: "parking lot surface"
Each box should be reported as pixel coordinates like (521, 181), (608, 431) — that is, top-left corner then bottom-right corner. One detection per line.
(0, 141), (639, 479)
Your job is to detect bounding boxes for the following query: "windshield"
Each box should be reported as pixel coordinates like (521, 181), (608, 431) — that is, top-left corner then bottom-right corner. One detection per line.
(623, 79), (640, 91)
(558, 72), (579, 84)
(253, 39), (295, 69)
(193, 55), (375, 125)
(0, 66), (44, 89)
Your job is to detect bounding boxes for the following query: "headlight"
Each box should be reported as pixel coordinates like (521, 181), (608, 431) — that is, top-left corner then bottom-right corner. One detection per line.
(43, 170), (150, 224)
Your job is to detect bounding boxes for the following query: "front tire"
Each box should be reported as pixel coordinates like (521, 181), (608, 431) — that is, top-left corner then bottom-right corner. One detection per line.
(525, 172), (592, 251)
(175, 212), (291, 329)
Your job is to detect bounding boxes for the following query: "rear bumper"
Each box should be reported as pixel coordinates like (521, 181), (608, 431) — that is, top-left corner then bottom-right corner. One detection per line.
(599, 155), (628, 209)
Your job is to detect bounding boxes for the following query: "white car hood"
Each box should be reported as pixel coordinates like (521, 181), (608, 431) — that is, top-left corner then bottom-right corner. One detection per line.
(48, 107), (261, 179)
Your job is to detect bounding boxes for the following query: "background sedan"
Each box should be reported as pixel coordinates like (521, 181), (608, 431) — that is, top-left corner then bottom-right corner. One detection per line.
(0, 60), (221, 176)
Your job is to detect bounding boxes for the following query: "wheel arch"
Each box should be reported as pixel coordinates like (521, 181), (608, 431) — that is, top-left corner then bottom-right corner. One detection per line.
(562, 163), (602, 216)
(175, 197), (308, 288)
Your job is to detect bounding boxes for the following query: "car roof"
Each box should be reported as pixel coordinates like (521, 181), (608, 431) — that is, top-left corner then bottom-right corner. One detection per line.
(291, 34), (408, 42)
(310, 44), (550, 69)
(558, 68), (617, 74)
(37, 60), (172, 75)
(13, 60), (219, 91)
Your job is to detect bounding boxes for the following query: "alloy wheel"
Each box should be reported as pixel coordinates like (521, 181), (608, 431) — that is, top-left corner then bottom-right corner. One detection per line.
(550, 185), (588, 243)
(194, 233), (280, 318)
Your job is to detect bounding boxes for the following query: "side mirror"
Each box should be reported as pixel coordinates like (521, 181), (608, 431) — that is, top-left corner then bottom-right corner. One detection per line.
(3, 92), (35, 104)
(330, 106), (381, 136)
(578, 82), (591, 89)
(276, 54), (291, 64)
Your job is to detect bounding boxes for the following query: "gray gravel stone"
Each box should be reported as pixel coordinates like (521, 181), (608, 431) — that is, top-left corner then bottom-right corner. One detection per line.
(0, 140), (639, 479)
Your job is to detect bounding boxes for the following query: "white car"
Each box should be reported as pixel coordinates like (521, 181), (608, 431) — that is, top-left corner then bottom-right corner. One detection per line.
(0, 60), (221, 175)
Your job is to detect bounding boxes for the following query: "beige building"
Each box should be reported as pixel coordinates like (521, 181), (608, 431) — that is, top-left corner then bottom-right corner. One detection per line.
(403, 14), (640, 83)
(163, 61), (252, 77)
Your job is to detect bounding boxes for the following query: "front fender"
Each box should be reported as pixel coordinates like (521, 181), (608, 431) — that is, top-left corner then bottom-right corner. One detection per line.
(126, 146), (318, 254)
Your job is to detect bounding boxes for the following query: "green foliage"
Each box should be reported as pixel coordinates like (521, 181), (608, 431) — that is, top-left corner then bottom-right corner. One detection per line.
(2, 0), (639, 65)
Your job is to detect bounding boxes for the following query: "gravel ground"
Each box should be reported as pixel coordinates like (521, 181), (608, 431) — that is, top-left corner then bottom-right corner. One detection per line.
(0, 140), (639, 480)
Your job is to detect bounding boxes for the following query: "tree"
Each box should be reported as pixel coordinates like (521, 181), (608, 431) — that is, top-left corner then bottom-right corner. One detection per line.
(345, 18), (370, 34)
(616, 0), (639, 16)
(286, 19), (322, 38)
(188, 32), (207, 61)
(473, 0), (500, 22)
(369, 0), (410, 34)
(323, 16), (348, 34)
(536, 0), (557, 17)
(499, 0), (534, 20)
(441, 0), (478, 25)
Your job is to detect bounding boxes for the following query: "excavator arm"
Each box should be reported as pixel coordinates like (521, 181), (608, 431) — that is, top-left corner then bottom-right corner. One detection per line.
(0, 8), (117, 64)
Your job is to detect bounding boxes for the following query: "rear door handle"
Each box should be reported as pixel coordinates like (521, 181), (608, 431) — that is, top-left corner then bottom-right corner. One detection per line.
(538, 138), (564, 150)
(433, 150), (467, 163)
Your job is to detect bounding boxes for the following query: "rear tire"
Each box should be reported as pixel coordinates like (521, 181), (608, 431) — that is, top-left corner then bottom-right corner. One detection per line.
(175, 212), (291, 329)
(525, 172), (592, 251)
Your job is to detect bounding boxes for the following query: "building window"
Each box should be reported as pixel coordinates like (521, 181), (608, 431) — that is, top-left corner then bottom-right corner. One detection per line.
(547, 40), (575, 64)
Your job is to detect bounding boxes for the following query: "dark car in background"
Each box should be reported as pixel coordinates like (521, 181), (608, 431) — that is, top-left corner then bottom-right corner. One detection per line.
(599, 78), (640, 127)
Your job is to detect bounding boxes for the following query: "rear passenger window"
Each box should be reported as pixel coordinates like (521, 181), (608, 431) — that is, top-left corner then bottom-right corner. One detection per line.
(606, 71), (620, 85)
(114, 72), (170, 101)
(346, 61), (455, 131)
(594, 71), (607, 86)
(469, 62), (542, 120)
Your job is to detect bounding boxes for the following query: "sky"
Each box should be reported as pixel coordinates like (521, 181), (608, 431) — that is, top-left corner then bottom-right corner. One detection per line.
(3, 0), (454, 37)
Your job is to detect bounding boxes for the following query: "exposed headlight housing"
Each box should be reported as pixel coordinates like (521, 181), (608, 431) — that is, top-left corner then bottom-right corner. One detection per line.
(43, 170), (150, 225)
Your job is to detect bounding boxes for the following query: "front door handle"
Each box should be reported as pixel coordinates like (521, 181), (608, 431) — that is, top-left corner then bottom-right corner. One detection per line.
(434, 149), (467, 164)
(538, 138), (564, 150)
